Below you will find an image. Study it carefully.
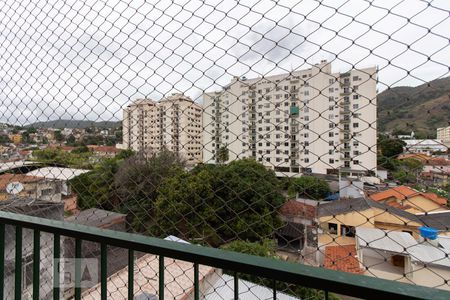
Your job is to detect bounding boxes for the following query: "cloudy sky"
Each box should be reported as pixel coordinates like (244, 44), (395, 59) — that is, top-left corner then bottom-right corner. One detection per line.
(0, 0), (448, 125)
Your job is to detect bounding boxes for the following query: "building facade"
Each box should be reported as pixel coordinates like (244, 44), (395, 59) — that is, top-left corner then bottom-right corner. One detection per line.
(437, 126), (450, 143)
(203, 61), (377, 176)
(123, 93), (203, 163)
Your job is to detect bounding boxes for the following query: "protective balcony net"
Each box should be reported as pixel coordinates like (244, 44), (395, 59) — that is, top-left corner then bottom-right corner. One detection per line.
(0, 0), (449, 299)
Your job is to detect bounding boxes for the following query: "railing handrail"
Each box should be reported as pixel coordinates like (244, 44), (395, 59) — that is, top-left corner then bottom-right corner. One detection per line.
(0, 211), (449, 300)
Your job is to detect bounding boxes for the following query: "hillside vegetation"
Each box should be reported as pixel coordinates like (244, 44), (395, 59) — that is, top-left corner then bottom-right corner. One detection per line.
(378, 76), (450, 137)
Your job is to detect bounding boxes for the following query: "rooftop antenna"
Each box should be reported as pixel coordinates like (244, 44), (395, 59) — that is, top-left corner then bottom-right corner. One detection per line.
(6, 182), (24, 195)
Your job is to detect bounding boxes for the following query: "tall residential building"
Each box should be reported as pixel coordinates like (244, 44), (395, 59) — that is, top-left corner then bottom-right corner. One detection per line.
(437, 126), (450, 143)
(203, 61), (378, 176)
(123, 93), (203, 163)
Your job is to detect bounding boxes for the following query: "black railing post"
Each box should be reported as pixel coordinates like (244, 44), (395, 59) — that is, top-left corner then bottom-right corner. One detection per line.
(233, 272), (239, 300)
(14, 226), (22, 300)
(33, 230), (40, 300)
(101, 243), (107, 300)
(194, 263), (199, 300)
(128, 249), (134, 300)
(53, 234), (60, 300)
(159, 255), (164, 300)
(75, 239), (82, 300)
(272, 279), (277, 300)
(0, 223), (4, 299)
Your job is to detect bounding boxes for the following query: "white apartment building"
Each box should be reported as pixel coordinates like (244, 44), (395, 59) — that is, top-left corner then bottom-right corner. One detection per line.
(203, 61), (377, 176)
(437, 126), (450, 143)
(123, 93), (203, 163)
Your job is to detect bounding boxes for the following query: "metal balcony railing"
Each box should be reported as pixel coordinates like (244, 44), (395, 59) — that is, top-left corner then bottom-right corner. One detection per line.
(0, 211), (449, 300)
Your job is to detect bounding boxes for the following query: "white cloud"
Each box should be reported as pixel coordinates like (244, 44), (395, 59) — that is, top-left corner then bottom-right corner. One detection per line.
(0, 0), (448, 125)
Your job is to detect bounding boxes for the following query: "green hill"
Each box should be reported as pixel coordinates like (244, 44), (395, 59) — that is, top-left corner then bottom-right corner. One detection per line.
(377, 76), (450, 137)
(26, 119), (120, 129)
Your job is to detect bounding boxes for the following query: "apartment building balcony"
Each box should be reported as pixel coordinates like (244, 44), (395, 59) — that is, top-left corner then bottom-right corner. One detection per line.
(340, 107), (351, 114)
(0, 211), (447, 300)
(340, 118), (351, 124)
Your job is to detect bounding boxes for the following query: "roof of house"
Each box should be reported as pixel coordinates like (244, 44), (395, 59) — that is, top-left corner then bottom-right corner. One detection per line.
(369, 186), (447, 206)
(82, 254), (214, 300)
(204, 274), (298, 300)
(408, 243), (450, 268)
(356, 227), (418, 254)
(66, 208), (126, 228)
(0, 173), (42, 190)
(317, 197), (422, 224)
(398, 153), (432, 162)
(87, 145), (120, 153)
(27, 167), (90, 180)
(417, 211), (450, 230)
(278, 222), (304, 238)
(356, 227), (450, 268)
(279, 200), (316, 219)
(323, 244), (363, 274)
(0, 197), (63, 217)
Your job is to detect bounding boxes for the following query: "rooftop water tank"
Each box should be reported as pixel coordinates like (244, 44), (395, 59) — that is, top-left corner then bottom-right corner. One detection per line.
(419, 226), (438, 240)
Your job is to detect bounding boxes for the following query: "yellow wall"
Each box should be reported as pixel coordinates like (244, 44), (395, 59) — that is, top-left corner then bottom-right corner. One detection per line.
(404, 195), (448, 214)
(318, 207), (426, 246)
(319, 209), (376, 246)
(379, 195), (447, 214)
(8, 134), (22, 144)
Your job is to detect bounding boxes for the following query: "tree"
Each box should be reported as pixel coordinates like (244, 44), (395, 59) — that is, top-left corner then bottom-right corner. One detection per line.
(287, 176), (330, 200)
(114, 150), (185, 232)
(70, 158), (119, 209)
(72, 145), (90, 153)
(220, 240), (339, 300)
(155, 159), (284, 246)
(392, 170), (417, 184)
(54, 130), (64, 142)
(26, 127), (37, 134)
(378, 136), (406, 158)
(21, 131), (31, 144)
(66, 134), (77, 146)
(392, 158), (424, 184)
(377, 155), (398, 172)
(216, 145), (229, 163)
(0, 135), (10, 144)
(221, 239), (278, 258)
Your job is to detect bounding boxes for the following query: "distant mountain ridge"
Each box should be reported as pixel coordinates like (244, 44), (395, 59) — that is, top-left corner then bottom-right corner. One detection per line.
(27, 119), (120, 129)
(377, 76), (450, 137)
(24, 77), (450, 135)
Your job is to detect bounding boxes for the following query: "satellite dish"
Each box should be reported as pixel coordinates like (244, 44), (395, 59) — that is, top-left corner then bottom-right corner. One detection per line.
(6, 182), (24, 195)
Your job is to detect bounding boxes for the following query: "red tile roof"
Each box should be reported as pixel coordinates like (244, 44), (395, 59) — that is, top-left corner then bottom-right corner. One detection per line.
(398, 154), (449, 166)
(279, 200), (316, 219)
(369, 186), (447, 206)
(87, 145), (119, 153)
(398, 153), (431, 162)
(0, 174), (42, 190)
(370, 186), (417, 201)
(323, 244), (363, 274)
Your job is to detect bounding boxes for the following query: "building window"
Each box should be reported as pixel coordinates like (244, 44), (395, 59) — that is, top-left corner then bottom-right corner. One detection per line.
(353, 123), (359, 128)
(328, 223), (338, 234)
(341, 225), (355, 237)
